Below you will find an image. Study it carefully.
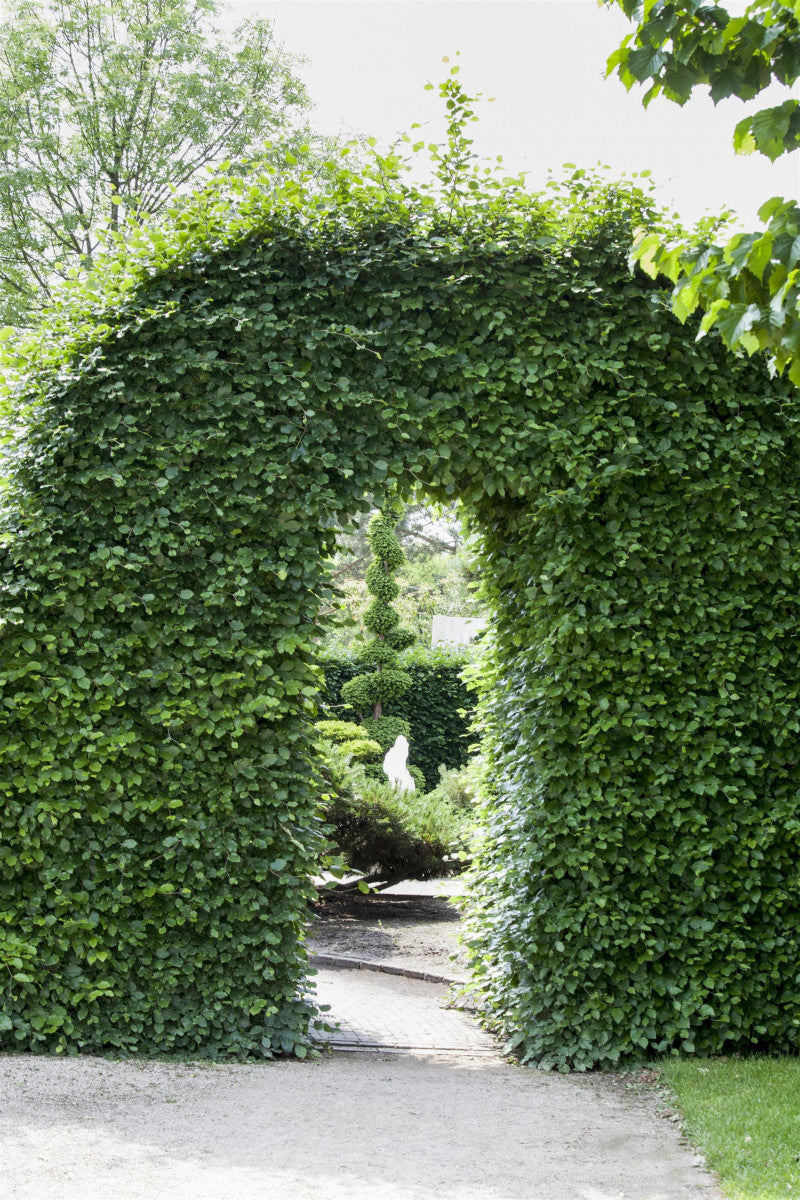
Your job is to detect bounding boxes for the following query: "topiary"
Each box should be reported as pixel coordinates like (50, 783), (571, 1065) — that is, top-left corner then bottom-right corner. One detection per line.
(339, 507), (424, 790)
(362, 715), (412, 752)
(320, 649), (474, 789)
(340, 506), (416, 721)
(314, 719), (382, 767)
(340, 668), (412, 712)
(338, 737), (383, 763)
(314, 719), (366, 742)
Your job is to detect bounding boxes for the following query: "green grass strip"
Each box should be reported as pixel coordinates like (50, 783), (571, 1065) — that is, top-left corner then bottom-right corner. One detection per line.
(660, 1057), (800, 1199)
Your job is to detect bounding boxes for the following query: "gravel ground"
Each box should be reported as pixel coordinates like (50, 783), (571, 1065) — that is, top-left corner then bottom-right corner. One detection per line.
(2, 886), (722, 1198)
(1, 1052), (721, 1200)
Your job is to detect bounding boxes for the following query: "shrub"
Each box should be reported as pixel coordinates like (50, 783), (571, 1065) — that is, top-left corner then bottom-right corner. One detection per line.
(426, 760), (483, 812)
(339, 737), (383, 762)
(313, 719), (382, 766)
(319, 748), (469, 882)
(314, 720), (366, 742)
(362, 715), (411, 752)
(3, 86), (797, 1070)
(408, 765), (426, 794)
(322, 647), (475, 790)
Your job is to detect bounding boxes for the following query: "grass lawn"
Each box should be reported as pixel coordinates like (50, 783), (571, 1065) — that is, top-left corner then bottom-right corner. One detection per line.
(659, 1056), (800, 1200)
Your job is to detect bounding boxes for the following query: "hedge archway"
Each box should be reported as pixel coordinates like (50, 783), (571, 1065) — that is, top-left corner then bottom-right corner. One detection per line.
(2, 161), (799, 1069)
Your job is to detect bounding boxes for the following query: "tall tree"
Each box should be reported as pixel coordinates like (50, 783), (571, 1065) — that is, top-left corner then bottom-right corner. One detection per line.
(605, 0), (800, 384)
(0, 0), (310, 325)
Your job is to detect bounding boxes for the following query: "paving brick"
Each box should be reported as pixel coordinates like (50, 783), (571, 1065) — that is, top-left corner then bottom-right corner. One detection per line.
(310, 965), (497, 1054)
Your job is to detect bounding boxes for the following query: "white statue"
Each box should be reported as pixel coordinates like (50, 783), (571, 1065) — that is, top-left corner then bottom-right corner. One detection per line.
(382, 734), (415, 793)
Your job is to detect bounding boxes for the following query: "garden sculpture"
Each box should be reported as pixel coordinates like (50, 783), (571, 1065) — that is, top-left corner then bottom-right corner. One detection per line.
(382, 735), (415, 793)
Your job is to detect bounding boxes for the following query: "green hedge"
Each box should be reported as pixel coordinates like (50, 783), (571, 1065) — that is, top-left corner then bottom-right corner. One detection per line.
(319, 647), (476, 790)
(2, 90), (799, 1067)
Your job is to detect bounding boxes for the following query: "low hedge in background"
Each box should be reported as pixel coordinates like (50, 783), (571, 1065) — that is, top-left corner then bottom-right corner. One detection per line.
(319, 646), (476, 790)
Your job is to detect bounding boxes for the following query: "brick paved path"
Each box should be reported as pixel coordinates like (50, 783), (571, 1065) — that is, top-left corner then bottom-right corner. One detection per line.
(311, 966), (497, 1054)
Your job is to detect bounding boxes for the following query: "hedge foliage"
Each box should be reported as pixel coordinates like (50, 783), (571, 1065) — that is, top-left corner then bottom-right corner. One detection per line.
(321, 647), (475, 790)
(2, 76), (799, 1065)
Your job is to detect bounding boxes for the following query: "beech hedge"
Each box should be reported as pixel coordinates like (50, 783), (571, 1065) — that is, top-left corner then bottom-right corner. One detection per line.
(1, 85), (799, 1065)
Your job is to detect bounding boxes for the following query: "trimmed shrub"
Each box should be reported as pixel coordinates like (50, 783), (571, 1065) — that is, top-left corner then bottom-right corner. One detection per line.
(340, 508), (416, 720)
(321, 647), (476, 790)
(319, 750), (469, 882)
(314, 720), (366, 742)
(339, 737), (383, 762)
(313, 719), (382, 766)
(341, 667), (412, 712)
(362, 715), (412, 752)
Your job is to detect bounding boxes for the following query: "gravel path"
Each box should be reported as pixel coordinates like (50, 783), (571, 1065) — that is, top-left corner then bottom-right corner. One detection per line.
(1, 884), (722, 1198)
(1, 1053), (720, 1200)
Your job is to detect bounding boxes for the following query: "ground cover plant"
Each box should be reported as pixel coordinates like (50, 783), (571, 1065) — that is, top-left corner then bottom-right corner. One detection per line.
(660, 1057), (800, 1199)
(318, 746), (469, 884)
(1, 74), (799, 1067)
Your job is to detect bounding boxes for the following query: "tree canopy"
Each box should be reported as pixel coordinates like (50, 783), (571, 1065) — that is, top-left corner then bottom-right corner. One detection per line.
(0, 0), (311, 325)
(606, 0), (800, 383)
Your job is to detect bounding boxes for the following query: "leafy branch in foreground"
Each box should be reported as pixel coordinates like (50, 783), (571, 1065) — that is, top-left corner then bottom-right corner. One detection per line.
(605, 0), (800, 382)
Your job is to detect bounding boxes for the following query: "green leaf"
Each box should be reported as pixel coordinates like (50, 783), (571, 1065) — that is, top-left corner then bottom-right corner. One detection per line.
(733, 115), (757, 156)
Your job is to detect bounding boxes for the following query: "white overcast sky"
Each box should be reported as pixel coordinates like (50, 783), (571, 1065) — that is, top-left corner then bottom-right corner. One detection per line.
(226, 0), (800, 229)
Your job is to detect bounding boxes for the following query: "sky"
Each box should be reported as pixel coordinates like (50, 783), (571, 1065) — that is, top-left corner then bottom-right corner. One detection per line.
(226, 0), (800, 230)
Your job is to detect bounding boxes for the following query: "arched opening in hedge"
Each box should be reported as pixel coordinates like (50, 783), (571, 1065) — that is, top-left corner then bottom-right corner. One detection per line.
(2, 177), (798, 1069)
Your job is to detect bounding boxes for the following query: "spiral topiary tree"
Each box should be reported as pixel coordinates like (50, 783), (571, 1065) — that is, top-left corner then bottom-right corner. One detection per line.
(340, 508), (417, 756)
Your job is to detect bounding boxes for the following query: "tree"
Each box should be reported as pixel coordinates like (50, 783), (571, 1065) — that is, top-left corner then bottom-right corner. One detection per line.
(0, 0), (310, 325)
(605, 0), (800, 384)
(322, 502), (482, 649)
(340, 507), (416, 723)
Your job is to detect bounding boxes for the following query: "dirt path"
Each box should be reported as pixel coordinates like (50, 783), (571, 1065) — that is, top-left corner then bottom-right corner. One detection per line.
(306, 883), (470, 980)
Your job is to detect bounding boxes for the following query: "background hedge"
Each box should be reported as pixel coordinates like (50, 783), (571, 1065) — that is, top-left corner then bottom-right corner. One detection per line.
(319, 646), (476, 790)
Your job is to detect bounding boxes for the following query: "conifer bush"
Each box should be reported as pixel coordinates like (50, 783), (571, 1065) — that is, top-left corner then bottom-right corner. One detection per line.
(319, 753), (468, 883)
